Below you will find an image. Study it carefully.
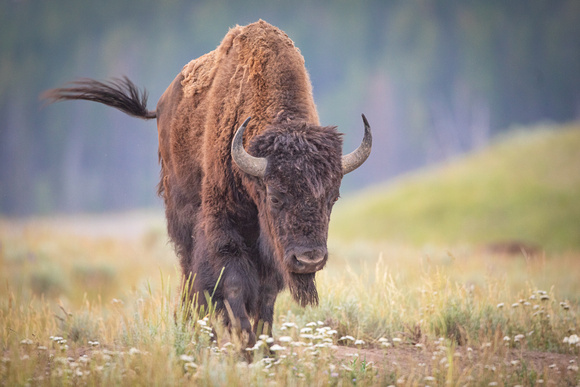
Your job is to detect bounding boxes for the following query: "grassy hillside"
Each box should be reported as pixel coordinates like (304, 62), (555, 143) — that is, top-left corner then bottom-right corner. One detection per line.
(330, 123), (580, 251)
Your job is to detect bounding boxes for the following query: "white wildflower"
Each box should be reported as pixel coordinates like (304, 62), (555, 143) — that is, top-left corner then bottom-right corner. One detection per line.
(306, 322), (317, 327)
(564, 334), (579, 345)
(20, 339), (34, 346)
(497, 303), (504, 309)
(128, 348), (141, 355)
(339, 335), (355, 341)
(269, 344), (286, 352)
(300, 327), (312, 333)
(279, 336), (293, 343)
(503, 336), (511, 342)
(184, 362), (198, 371)
(511, 303), (520, 308)
(392, 337), (402, 343)
(354, 339), (365, 345)
(179, 354), (194, 362)
(78, 355), (90, 364)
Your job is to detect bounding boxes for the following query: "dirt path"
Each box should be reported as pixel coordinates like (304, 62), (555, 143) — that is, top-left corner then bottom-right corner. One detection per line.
(333, 344), (578, 379)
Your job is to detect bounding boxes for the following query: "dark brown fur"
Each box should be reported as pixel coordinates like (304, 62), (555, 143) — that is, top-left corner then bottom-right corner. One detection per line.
(45, 21), (357, 346)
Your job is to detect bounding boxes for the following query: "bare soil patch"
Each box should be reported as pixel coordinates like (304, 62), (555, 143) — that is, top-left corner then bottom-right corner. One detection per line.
(333, 344), (578, 377)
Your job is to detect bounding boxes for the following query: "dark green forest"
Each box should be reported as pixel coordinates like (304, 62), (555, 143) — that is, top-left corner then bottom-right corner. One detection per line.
(1, 0), (579, 215)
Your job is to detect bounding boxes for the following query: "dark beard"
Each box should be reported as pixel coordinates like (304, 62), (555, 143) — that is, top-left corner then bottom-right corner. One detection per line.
(288, 272), (318, 307)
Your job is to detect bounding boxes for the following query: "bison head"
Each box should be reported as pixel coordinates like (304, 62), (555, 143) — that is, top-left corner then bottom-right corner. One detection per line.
(232, 116), (371, 305)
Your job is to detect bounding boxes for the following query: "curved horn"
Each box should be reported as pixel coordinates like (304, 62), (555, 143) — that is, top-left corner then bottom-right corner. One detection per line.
(231, 117), (267, 178)
(342, 114), (373, 174)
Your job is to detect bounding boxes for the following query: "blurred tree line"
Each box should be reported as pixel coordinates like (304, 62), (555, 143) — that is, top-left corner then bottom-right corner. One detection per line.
(1, 0), (579, 215)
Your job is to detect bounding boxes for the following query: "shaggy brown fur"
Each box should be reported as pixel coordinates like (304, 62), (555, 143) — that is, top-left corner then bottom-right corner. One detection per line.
(44, 20), (370, 347)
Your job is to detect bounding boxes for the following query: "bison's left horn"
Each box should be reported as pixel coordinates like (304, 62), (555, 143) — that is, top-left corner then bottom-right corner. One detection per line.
(342, 114), (372, 174)
(231, 117), (268, 178)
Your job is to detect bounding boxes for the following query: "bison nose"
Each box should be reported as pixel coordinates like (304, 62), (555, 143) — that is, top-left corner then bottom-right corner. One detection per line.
(286, 247), (328, 273)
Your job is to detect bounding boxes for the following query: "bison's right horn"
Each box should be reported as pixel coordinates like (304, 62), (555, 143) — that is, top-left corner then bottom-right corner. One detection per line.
(342, 114), (372, 174)
(231, 117), (268, 178)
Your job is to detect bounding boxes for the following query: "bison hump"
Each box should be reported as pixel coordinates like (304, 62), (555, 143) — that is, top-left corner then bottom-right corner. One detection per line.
(181, 51), (218, 98)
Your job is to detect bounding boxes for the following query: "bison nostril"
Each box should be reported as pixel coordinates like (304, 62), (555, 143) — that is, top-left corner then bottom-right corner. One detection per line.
(292, 255), (305, 268)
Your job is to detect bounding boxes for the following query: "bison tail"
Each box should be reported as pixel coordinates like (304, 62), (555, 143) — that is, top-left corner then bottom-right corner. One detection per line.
(42, 76), (157, 120)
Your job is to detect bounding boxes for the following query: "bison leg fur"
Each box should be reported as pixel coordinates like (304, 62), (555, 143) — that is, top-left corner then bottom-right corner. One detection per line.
(220, 265), (258, 349)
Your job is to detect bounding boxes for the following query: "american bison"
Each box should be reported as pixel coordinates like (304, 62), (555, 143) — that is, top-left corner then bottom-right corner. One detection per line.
(45, 20), (372, 346)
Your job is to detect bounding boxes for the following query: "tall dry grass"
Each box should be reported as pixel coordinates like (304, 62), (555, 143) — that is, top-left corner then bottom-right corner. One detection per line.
(1, 217), (578, 385)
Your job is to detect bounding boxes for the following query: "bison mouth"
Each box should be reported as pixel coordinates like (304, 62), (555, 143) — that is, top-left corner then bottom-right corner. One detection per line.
(288, 272), (319, 307)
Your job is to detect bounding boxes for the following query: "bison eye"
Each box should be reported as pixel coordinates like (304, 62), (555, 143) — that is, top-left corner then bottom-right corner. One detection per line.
(269, 194), (282, 207)
(266, 186), (283, 208)
(331, 194), (340, 205)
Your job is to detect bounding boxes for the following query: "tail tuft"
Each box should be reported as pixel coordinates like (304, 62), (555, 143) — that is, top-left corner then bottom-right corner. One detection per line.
(43, 76), (156, 120)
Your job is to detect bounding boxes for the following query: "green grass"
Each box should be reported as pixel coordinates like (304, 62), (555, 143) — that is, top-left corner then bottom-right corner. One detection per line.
(331, 123), (580, 251)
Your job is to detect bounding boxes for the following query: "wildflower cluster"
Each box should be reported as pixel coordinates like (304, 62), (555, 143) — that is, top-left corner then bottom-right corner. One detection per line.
(49, 336), (69, 351)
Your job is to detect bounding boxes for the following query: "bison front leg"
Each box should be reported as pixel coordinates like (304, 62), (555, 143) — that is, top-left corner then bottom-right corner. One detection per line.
(221, 263), (258, 350)
(253, 276), (283, 338)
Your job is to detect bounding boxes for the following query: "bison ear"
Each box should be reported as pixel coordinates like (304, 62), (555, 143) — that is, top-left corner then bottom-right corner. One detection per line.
(231, 117), (268, 178)
(341, 114), (372, 174)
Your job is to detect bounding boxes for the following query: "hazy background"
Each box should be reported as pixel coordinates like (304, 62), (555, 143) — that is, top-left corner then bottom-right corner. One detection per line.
(1, 0), (579, 215)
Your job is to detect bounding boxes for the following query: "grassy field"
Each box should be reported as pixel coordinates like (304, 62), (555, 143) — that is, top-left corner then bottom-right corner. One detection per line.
(1, 125), (579, 386)
(331, 123), (580, 251)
